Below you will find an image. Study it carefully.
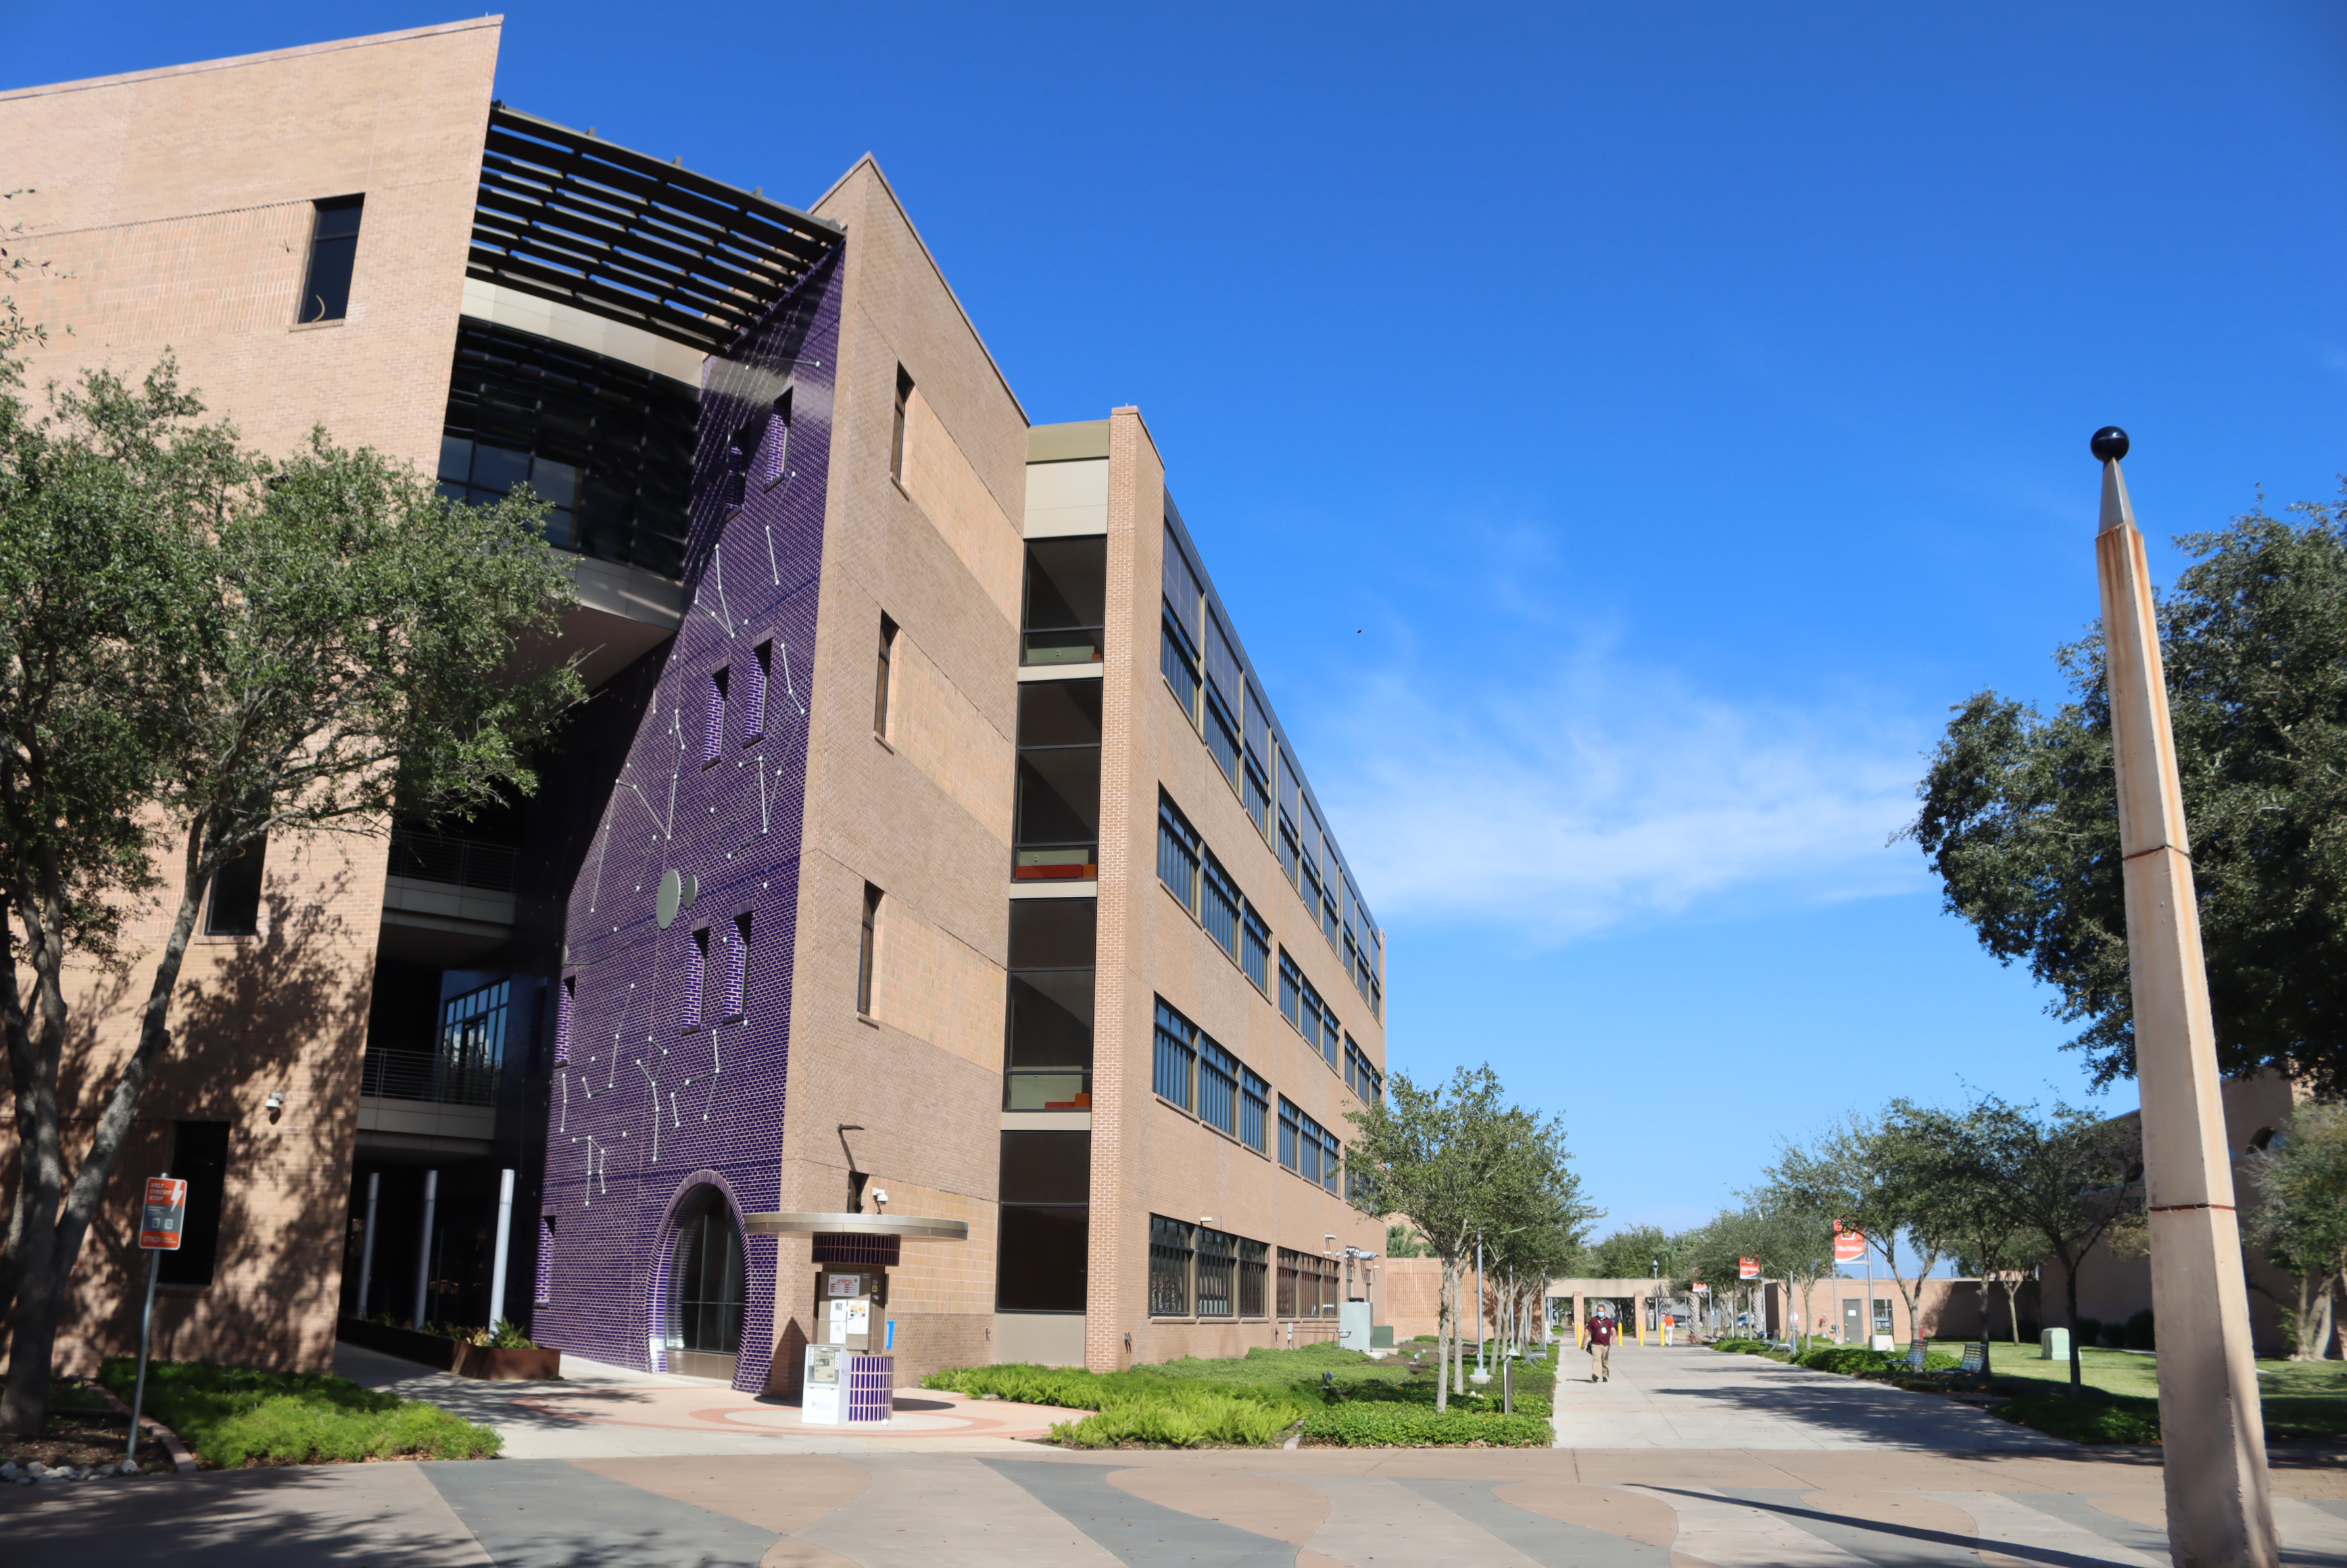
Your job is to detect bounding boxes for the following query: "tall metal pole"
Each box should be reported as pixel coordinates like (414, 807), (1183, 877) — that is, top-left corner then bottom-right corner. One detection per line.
(356, 1172), (380, 1317)
(2090, 427), (2277, 1568)
(487, 1168), (516, 1331)
(412, 1169), (438, 1329)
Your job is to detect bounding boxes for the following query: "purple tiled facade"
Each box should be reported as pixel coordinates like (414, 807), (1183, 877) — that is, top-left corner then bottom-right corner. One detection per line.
(535, 251), (842, 1392)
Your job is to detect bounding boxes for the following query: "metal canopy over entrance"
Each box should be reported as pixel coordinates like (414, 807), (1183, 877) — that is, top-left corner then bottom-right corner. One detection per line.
(470, 105), (844, 353)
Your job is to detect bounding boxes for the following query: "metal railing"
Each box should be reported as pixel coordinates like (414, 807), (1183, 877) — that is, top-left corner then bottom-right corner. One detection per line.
(387, 829), (519, 893)
(358, 1048), (499, 1107)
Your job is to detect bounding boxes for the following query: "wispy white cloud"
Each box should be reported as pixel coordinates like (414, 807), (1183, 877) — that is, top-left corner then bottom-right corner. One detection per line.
(1311, 652), (1930, 944)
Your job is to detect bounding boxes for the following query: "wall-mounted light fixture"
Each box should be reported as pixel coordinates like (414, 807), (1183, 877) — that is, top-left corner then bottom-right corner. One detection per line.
(264, 1091), (286, 1122)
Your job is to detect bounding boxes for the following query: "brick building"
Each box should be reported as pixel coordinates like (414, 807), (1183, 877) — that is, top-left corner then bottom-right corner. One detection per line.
(0, 20), (1387, 1391)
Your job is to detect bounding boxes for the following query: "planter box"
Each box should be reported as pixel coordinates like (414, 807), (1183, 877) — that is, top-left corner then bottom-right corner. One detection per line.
(339, 1319), (559, 1380)
(451, 1344), (561, 1381)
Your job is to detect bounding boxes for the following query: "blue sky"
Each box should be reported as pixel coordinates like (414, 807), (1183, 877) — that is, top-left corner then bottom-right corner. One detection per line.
(11, 3), (2345, 1243)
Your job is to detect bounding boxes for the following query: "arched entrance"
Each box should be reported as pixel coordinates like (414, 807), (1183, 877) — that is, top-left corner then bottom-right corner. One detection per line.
(667, 1187), (746, 1380)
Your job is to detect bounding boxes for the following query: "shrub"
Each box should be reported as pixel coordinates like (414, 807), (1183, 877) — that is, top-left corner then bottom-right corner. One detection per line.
(2017, 1320), (2041, 1344)
(2073, 1317), (2104, 1348)
(1050, 1388), (1303, 1448)
(2123, 1310), (2156, 1351)
(1994, 1390), (2161, 1445)
(1299, 1402), (1551, 1447)
(99, 1358), (501, 1468)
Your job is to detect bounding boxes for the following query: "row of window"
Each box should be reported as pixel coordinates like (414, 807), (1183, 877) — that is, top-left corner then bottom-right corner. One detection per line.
(1277, 1097), (1343, 1194)
(1278, 949), (1350, 1079)
(1160, 524), (1382, 1021)
(689, 638), (800, 764)
(1153, 999), (1269, 1148)
(1146, 1217), (1347, 1320)
(554, 908), (756, 1059)
(1157, 793), (1270, 987)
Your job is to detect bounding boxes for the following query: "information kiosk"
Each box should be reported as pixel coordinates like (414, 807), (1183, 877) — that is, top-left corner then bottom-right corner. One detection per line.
(743, 1210), (969, 1427)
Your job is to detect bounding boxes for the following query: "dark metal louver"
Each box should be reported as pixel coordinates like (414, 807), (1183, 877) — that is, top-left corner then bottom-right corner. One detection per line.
(468, 105), (842, 354)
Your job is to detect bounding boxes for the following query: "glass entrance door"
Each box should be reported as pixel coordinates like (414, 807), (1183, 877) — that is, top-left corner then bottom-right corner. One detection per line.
(671, 1190), (745, 1380)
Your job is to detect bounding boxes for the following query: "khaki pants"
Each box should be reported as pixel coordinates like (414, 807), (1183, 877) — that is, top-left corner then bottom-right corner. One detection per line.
(1590, 1341), (1611, 1380)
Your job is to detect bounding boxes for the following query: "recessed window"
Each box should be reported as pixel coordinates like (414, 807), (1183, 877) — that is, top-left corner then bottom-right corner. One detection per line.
(1005, 898), (1095, 1111)
(297, 195), (363, 324)
(873, 615), (898, 738)
(857, 883), (881, 1014)
(554, 977), (575, 1067)
(890, 366), (913, 483)
(685, 928), (709, 1031)
(746, 642), (771, 743)
(704, 668), (729, 764)
(1015, 681), (1101, 881)
(725, 914), (750, 1019)
(205, 835), (267, 937)
(158, 1122), (230, 1287)
(1022, 537), (1107, 666)
(998, 1130), (1089, 1313)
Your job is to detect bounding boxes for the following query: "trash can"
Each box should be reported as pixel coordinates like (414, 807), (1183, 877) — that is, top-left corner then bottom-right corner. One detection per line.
(2039, 1327), (2070, 1361)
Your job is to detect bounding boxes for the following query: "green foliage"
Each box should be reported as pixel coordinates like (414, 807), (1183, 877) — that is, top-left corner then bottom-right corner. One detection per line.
(1794, 1345), (1960, 1377)
(1578, 1225), (1676, 1281)
(1297, 1403), (1553, 1447)
(1993, 1390), (2162, 1445)
(1386, 1223), (1431, 1258)
(1904, 494), (2347, 1092)
(2245, 1102), (2347, 1356)
(1048, 1389), (1305, 1448)
(97, 1358), (500, 1467)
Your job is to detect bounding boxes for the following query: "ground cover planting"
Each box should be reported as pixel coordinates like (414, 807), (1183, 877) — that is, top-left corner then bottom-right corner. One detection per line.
(925, 1341), (1555, 1448)
(98, 1358), (502, 1468)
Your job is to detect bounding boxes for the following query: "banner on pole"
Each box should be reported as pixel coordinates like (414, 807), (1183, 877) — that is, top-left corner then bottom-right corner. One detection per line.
(1737, 1257), (1760, 1279)
(139, 1178), (188, 1251)
(1833, 1224), (1866, 1263)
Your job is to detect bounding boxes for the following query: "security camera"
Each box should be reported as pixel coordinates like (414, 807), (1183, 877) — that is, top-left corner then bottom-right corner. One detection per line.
(870, 1189), (889, 1207)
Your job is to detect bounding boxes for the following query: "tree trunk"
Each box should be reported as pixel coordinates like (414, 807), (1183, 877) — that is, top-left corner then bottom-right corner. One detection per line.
(2002, 1277), (2024, 1343)
(1, 823), (208, 1435)
(1436, 1258), (1454, 1411)
(2062, 1253), (2085, 1392)
(2320, 1279), (2338, 1361)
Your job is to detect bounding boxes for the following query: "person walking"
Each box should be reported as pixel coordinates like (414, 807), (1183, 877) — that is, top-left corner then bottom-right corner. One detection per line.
(1587, 1308), (1616, 1382)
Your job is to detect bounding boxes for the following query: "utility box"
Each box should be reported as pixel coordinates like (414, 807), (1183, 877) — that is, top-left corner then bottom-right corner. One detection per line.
(1339, 1300), (1372, 1352)
(816, 1267), (887, 1352)
(745, 1210), (971, 1429)
(2040, 1327), (2070, 1361)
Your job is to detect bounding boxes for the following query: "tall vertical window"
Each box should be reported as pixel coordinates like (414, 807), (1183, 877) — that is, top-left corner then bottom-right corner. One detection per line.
(1238, 1238), (1268, 1317)
(1004, 898), (1095, 1110)
(704, 668), (729, 763)
(723, 914), (750, 1019)
(1242, 693), (1273, 837)
(535, 1215), (556, 1305)
(1161, 529), (1203, 719)
(1156, 794), (1201, 910)
(1203, 613), (1243, 789)
(554, 977), (575, 1067)
(1149, 1215), (1194, 1317)
(890, 366), (913, 483)
(1200, 850), (1242, 959)
(1195, 1228), (1237, 1318)
(745, 642), (771, 743)
(760, 391), (793, 488)
(857, 883), (881, 1014)
(1021, 538), (1107, 666)
(1153, 999), (1196, 1110)
(685, 928), (709, 1029)
(872, 615), (898, 737)
(1240, 1066), (1269, 1152)
(1240, 906), (1271, 992)
(297, 195), (364, 324)
(997, 1131), (1090, 1313)
(1278, 950), (1303, 1033)
(1198, 1036), (1240, 1138)
(157, 1122), (230, 1287)
(1015, 681), (1101, 881)
(205, 833), (268, 936)
(1278, 1097), (1300, 1172)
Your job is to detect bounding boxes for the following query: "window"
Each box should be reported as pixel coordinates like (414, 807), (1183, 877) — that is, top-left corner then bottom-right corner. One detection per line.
(872, 615), (897, 737)
(1238, 1238), (1268, 1317)
(205, 833), (267, 936)
(1240, 906), (1271, 992)
(1278, 950), (1339, 1071)
(856, 883), (881, 1014)
(1157, 795), (1200, 911)
(997, 1131), (1089, 1313)
(1161, 530), (1203, 720)
(1200, 850), (1241, 960)
(1278, 950), (1303, 1033)
(535, 1215), (556, 1306)
(760, 391), (793, 489)
(685, 928), (708, 1030)
(158, 1122), (230, 1287)
(1195, 1227), (1237, 1318)
(1345, 1038), (1382, 1104)
(1203, 614), (1243, 789)
(1199, 1035), (1240, 1139)
(1005, 899), (1094, 1110)
(745, 643), (771, 743)
(1242, 693), (1273, 837)
(1015, 681), (1102, 880)
(437, 981), (509, 1103)
(1240, 1066), (1269, 1153)
(1022, 538), (1107, 666)
(723, 914), (750, 1019)
(704, 668), (729, 763)
(1150, 1216), (1194, 1317)
(554, 977), (575, 1067)
(1278, 1247), (1338, 1318)
(1153, 999), (1196, 1110)
(297, 195), (363, 324)
(1278, 1098), (1339, 1191)
(1278, 1098), (1299, 1173)
(890, 366), (913, 483)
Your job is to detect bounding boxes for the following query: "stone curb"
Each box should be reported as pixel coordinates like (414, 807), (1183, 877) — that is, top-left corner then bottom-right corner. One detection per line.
(91, 1383), (199, 1473)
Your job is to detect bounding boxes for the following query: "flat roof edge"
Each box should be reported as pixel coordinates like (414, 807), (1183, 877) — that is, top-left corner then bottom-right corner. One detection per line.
(0, 17), (502, 103)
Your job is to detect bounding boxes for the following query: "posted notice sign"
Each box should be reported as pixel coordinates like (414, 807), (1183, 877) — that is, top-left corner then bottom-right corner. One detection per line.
(1833, 1225), (1866, 1264)
(1737, 1257), (1760, 1279)
(139, 1178), (187, 1251)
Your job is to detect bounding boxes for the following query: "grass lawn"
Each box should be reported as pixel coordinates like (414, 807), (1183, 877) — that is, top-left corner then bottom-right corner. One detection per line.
(1977, 1344), (2347, 1444)
(99, 1358), (502, 1469)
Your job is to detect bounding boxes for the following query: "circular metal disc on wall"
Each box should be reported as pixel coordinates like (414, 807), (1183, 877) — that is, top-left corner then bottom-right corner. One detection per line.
(743, 1211), (971, 1241)
(657, 868), (682, 929)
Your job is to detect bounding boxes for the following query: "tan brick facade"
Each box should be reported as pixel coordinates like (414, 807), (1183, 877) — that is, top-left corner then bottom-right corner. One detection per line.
(0, 22), (500, 1377)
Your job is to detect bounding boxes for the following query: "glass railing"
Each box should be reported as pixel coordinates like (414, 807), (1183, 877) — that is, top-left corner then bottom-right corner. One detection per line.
(1014, 843), (1098, 882)
(1022, 627), (1105, 666)
(1005, 1069), (1092, 1112)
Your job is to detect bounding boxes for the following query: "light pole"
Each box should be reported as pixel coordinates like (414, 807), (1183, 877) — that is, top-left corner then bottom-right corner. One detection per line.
(2090, 427), (2277, 1567)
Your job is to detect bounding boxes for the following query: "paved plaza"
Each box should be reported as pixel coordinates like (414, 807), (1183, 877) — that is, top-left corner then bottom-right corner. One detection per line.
(7, 1342), (2347, 1565)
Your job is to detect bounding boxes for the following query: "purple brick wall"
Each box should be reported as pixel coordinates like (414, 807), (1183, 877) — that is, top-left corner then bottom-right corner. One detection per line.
(535, 249), (842, 1392)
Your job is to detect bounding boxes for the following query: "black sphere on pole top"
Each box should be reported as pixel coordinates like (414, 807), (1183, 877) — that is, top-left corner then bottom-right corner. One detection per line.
(2091, 426), (2131, 464)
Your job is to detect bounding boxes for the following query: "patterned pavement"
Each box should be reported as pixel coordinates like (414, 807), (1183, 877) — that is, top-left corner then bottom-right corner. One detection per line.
(6, 1343), (2347, 1565)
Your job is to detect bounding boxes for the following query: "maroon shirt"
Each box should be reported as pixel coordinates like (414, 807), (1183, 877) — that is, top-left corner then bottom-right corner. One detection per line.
(1587, 1318), (1616, 1346)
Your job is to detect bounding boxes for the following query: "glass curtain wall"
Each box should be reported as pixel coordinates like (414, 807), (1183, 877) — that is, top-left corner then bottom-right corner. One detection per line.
(1013, 681), (1101, 881)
